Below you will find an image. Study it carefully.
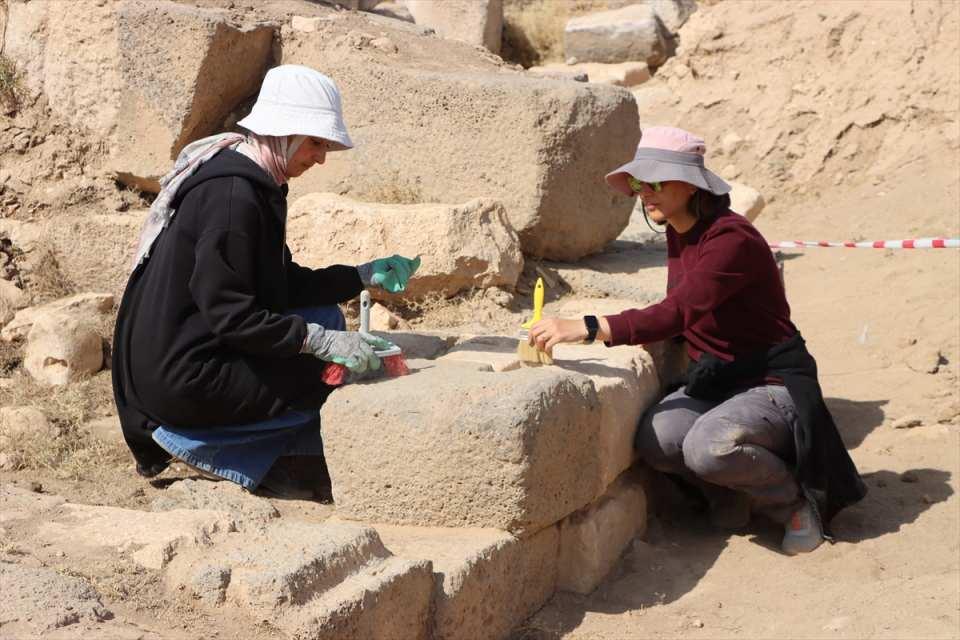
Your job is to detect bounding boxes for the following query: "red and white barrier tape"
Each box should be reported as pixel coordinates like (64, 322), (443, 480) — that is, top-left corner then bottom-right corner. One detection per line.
(769, 238), (960, 249)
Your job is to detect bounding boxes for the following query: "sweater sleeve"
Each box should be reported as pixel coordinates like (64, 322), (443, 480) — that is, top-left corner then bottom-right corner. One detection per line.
(188, 186), (307, 358)
(605, 225), (758, 346)
(285, 249), (364, 307)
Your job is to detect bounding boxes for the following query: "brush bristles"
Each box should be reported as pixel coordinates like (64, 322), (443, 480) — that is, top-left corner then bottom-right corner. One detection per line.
(517, 340), (553, 365)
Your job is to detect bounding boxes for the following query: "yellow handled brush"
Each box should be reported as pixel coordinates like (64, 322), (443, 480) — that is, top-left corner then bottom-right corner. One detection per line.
(517, 277), (553, 365)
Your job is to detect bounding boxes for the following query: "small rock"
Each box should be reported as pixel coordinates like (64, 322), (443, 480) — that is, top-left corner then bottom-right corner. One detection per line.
(692, 619), (704, 628)
(892, 415), (923, 429)
(900, 470), (920, 483)
(371, 36), (398, 53)
(29, 481), (43, 493)
(921, 494), (934, 504)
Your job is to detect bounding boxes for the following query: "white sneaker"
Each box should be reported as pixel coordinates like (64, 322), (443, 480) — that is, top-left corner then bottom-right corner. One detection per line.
(782, 499), (824, 555)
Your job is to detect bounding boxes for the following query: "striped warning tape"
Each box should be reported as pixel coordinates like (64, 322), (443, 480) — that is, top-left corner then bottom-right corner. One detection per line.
(769, 238), (960, 249)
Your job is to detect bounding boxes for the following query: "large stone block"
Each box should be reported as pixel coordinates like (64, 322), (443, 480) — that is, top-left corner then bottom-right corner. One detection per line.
(405, 0), (503, 53)
(564, 4), (669, 67)
(282, 35), (639, 260)
(376, 523), (560, 640)
(288, 195), (523, 299)
(557, 470), (647, 594)
(321, 361), (604, 534)
(3, 0), (274, 191)
(167, 520), (434, 640)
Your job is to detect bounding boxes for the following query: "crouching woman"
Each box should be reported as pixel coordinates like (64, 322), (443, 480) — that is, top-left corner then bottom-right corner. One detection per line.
(528, 126), (866, 554)
(112, 65), (418, 490)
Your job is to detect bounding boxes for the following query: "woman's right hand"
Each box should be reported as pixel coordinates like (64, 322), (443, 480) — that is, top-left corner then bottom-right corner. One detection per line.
(302, 324), (390, 373)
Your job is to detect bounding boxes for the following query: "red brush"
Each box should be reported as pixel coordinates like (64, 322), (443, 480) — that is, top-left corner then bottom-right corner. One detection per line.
(322, 292), (410, 386)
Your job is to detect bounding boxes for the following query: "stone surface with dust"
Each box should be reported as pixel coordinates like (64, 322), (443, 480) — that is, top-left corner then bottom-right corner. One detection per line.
(649, 0), (698, 35)
(729, 181), (766, 222)
(2, 292), (114, 342)
(32, 500), (235, 570)
(288, 195), (523, 299)
(23, 310), (104, 385)
(167, 520), (434, 639)
(321, 360), (603, 534)
(375, 522), (560, 640)
(0, 563), (111, 633)
(282, 30), (639, 260)
(150, 478), (280, 524)
(529, 61), (651, 87)
(3, 0), (274, 192)
(564, 4), (669, 67)
(406, 0), (503, 53)
(557, 470), (648, 595)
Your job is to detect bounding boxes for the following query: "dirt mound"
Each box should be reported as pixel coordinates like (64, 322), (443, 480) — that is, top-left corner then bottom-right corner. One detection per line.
(637, 0), (959, 231)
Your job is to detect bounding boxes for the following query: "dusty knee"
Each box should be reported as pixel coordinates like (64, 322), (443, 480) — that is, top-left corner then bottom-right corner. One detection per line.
(682, 416), (744, 479)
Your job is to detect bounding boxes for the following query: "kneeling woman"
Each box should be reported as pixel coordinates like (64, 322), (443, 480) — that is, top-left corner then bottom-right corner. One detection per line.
(113, 65), (418, 488)
(528, 127), (865, 555)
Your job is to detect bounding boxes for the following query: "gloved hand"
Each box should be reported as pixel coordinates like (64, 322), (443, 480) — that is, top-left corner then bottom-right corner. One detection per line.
(357, 254), (421, 293)
(301, 324), (393, 374)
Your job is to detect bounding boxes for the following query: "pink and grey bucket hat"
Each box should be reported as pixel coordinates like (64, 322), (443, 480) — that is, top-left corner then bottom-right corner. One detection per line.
(605, 126), (731, 196)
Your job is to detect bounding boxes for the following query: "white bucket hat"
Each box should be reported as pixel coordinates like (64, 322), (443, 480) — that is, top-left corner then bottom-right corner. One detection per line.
(238, 65), (354, 151)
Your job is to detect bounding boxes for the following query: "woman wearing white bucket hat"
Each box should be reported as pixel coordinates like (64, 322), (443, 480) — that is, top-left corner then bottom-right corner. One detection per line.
(113, 65), (420, 495)
(528, 126), (865, 555)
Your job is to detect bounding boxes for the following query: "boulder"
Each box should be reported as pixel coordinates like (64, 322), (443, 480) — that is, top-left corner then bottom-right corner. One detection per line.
(370, 303), (411, 331)
(650, 0), (698, 35)
(529, 61), (651, 88)
(375, 523), (560, 640)
(729, 181), (766, 222)
(1, 292), (114, 342)
(281, 35), (639, 260)
(405, 0), (503, 53)
(564, 4), (669, 67)
(321, 361), (604, 534)
(2, 0), (274, 192)
(287, 195), (523, 299)
(0, 564), (111, 635)
(23, 310), (103, 385)
(557, 470), (647, 594)
(0, 278), (29, 326)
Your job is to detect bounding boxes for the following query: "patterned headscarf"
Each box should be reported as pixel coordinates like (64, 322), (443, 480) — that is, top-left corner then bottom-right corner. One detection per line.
(131, 132), (306, 270)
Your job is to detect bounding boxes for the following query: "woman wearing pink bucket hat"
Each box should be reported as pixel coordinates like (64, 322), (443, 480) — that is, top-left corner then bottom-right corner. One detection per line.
(529, 126), (865, 555)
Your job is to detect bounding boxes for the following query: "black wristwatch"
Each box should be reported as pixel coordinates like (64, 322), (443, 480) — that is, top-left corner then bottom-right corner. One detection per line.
(583, 315), (599, 344)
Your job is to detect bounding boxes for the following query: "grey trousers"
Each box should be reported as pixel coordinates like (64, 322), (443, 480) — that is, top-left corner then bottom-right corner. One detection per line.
(635, 384), (802, 523)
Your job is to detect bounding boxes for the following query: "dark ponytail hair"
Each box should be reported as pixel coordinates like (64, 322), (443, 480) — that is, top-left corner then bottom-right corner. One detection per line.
(687, 189), (731, 223)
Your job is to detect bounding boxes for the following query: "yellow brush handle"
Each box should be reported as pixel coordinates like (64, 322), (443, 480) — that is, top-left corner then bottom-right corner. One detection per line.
(532, 277), (544, 323)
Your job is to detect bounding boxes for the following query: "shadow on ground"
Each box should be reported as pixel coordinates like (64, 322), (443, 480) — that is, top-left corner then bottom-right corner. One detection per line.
(825, 396), (888, 449)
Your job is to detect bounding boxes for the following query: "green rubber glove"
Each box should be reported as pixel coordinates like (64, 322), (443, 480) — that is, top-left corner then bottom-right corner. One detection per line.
(358, 255), (421, 293)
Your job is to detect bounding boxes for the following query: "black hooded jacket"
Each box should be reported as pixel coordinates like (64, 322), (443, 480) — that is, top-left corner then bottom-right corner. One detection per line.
(112, 149), (362, 473)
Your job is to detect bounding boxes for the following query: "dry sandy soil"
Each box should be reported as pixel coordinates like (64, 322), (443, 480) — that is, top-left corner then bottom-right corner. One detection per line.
(1, 0), (959, 638)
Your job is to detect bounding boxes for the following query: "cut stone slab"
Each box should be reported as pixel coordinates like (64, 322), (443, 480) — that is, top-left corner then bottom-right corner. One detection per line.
(374, 522), (560, 640)
(321, 361), (603, 534)
(564, 4), (669, 67)
(3, 0), (275, 192)
(650, 0), (698, 35)
(288, 195), (523, 300)
(405, 0), (503, 53)
(0, 563), (111, 634)
(35, 502), (235, 570)
(283, 36), (639, 260)
(437, 335), (523, 372)
(557, 469), (647, 595)
(1, 292), (114, 342)
(167, 520), (433, 639)
(529, 61), (651, 88)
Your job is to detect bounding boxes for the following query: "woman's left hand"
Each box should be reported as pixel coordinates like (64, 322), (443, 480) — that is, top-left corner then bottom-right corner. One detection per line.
(528, 317), (589, 352)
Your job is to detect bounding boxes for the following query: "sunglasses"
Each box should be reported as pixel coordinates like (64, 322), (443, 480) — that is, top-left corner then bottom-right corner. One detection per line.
(628, 176), (662, 193)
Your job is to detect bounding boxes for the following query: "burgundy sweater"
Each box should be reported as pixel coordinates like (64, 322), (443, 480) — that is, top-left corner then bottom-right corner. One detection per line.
(605, 211), (797, 362)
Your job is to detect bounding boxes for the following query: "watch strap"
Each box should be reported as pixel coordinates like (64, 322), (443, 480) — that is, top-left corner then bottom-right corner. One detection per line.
(583, 315), (599, 344)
